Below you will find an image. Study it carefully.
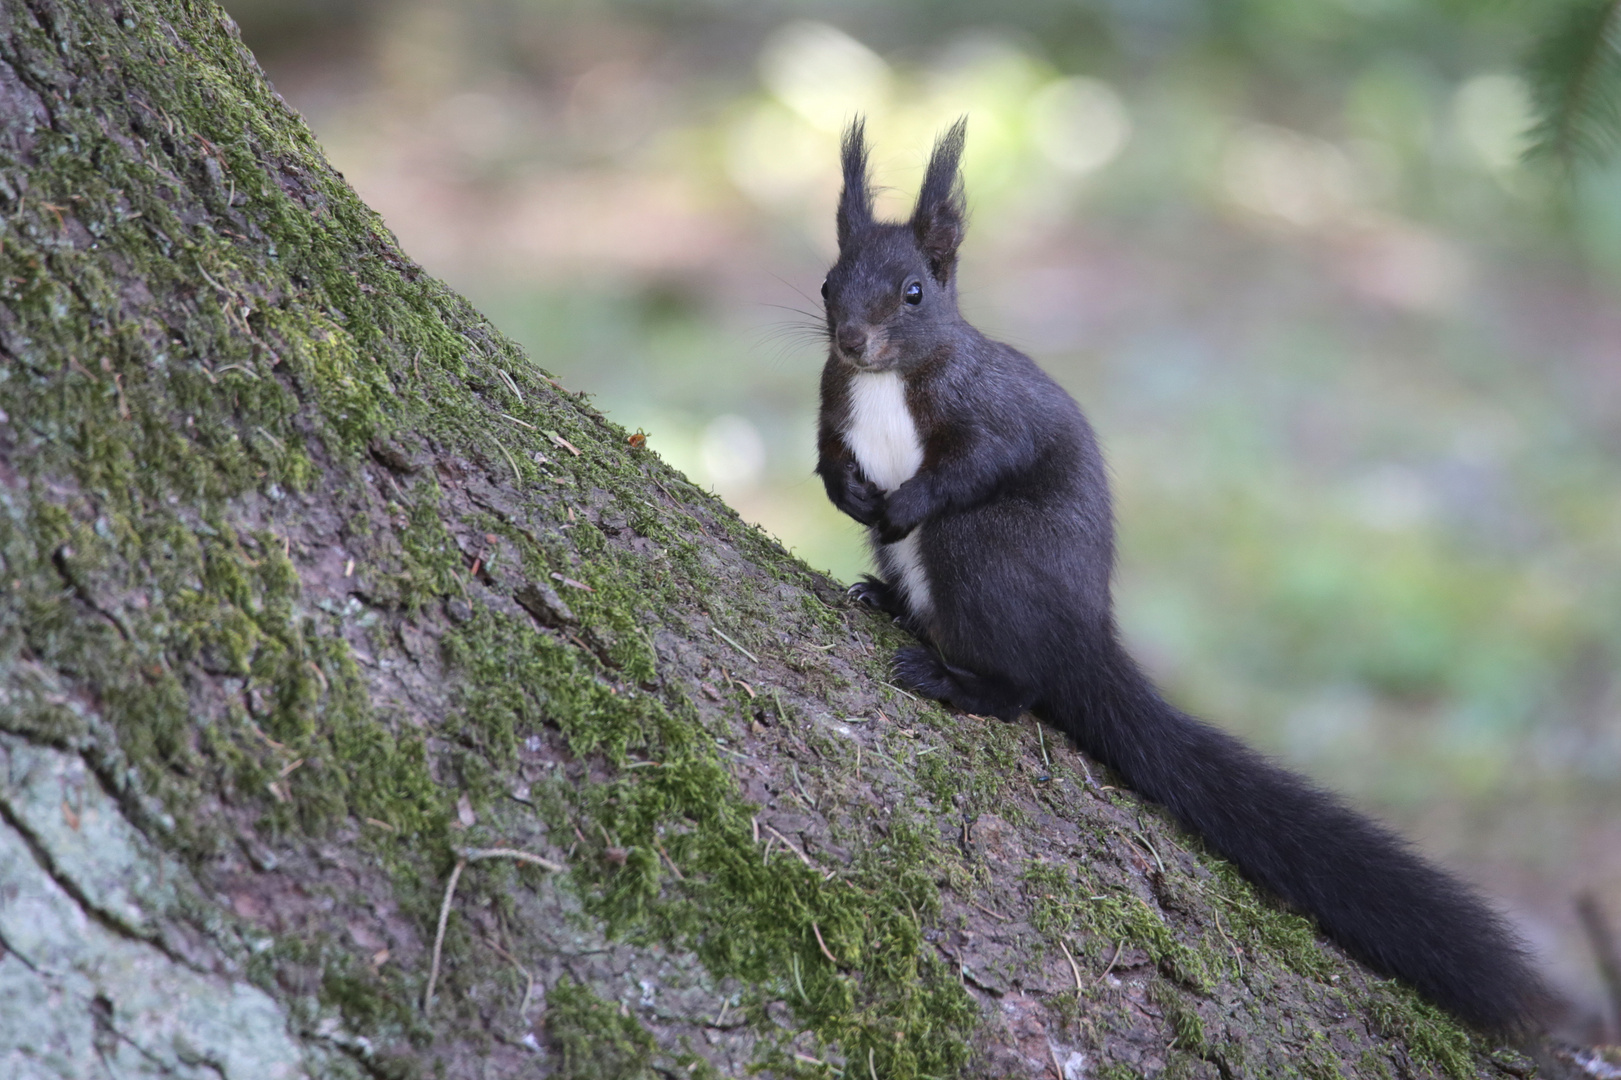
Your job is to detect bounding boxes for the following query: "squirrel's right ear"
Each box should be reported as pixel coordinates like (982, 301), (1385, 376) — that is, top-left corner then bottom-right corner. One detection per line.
(837, 118), (873, 248)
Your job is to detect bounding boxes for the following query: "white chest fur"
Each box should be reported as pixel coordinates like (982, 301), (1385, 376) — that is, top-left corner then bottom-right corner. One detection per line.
(842, 371), (933, 616)
(843, 371), (922, 493)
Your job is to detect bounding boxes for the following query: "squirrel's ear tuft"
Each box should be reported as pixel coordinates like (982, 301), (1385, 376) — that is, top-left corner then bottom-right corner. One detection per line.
(837, 118), (874, 248)
(911, 117), (968, 283)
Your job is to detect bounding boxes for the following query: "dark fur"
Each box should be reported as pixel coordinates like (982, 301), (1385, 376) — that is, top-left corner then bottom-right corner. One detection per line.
(815, 120), (1547, 1034)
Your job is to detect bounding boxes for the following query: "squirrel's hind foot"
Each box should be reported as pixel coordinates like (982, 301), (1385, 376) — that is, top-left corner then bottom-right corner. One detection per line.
(892, 645), (1034, 722)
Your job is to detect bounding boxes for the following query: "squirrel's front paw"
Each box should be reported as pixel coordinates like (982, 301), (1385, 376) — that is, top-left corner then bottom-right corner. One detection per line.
(876, 482), (927, 542)
(875, 518), (912, 544)
(876, 504), (922, 543)
(840, 467), (885, 526)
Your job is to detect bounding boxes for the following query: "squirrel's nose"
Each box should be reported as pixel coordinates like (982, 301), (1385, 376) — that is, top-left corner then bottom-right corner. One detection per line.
(836, 326), (868, 359)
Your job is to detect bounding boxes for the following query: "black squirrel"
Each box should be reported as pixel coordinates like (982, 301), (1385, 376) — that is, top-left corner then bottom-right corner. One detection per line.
(815, 118), (1546, 1033)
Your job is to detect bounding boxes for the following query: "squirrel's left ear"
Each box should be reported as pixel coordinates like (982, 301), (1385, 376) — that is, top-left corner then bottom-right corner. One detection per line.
(911, 117), (967, 284)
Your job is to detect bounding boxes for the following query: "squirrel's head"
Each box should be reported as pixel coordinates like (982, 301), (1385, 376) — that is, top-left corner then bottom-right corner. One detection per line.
(822, 117), (967, 372)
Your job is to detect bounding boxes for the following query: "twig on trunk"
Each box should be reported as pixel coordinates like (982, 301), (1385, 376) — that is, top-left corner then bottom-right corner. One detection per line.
(423, 858), (466, 1014)
(1577, 890), (1621, 1040)
(424, 848), (567, 1014)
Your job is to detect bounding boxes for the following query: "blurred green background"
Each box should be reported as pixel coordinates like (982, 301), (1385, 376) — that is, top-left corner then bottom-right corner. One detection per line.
(225, 0), (1621, 1032)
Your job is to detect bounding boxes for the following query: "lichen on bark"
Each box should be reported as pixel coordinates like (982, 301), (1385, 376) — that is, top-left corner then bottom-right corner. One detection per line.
(0, 1), (1540, 1077)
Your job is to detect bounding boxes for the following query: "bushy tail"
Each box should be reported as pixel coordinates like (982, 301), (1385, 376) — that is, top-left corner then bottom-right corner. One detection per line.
(1048, 635), (1546, 1033)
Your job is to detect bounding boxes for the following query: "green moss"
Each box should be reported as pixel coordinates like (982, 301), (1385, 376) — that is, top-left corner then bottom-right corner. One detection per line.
(1364, 984), (1479, 1080)
(268, 309), (395, 452)
(242, 932), (428, 1061)
(1200, 862), (1337, 982)
(912, 710), (1024, 818)
(544, 976), (658, 1080)
(445, 609), (653, 768)
(1355, 1048), (1395, 1080)
(1297, 1031), (1350, 1080)
(798, 593), (848, 641)
(375, 480), (462, 612)
(323, 965), (419, 1039)
(441, 607), (976, 1078)
(1023, 861), (1215, 990)
(1154, 985), (1207, 1053)
(474, 512), (662, 684)
(1096, 1064), (1144, 1080)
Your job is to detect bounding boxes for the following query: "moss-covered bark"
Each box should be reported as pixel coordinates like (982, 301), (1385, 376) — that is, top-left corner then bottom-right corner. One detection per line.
(0, 2), (1551, 1077)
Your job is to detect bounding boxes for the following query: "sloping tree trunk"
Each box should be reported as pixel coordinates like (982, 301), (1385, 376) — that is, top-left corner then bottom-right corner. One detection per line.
(0, 2), (1553, 1077)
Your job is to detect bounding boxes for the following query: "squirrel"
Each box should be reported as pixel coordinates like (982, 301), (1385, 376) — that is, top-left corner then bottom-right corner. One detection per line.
(815, 117), (1546, 1033)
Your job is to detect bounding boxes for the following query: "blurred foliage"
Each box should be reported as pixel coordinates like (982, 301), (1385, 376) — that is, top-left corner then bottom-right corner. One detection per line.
(1525, 0), (1621, 164)
(226, 0), (1621, 1026)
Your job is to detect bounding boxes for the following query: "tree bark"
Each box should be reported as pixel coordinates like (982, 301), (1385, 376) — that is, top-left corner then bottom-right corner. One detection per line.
(0, 2), (1548, 1077)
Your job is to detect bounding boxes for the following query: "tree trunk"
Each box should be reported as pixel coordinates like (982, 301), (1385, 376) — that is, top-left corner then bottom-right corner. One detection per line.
(0, 2), (1550, 1077)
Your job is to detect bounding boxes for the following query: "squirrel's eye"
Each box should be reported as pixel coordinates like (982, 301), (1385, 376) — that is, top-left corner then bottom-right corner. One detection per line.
(903, 281), (923, 305)
(820, 279), (830, 300)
